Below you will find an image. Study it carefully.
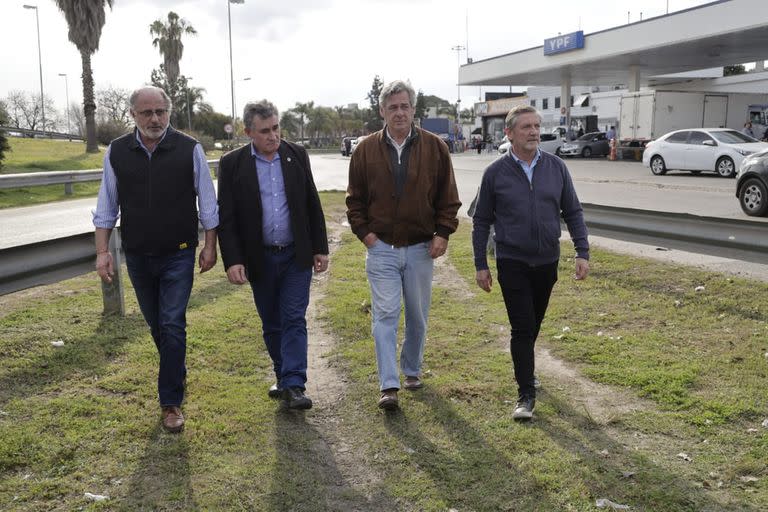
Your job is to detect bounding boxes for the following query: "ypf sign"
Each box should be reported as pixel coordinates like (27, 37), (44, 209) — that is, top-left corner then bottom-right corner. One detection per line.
(544, 31), (585, 56)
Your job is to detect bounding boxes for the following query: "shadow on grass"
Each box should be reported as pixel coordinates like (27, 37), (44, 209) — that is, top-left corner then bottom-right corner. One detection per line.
(121, 424), (196, 510)
(382, 388), (750, 512)
(0, 312), (145, 406)
(383, 389), (562, 511)
(268, 407), (398, 512)
(536, 389), (760, 512)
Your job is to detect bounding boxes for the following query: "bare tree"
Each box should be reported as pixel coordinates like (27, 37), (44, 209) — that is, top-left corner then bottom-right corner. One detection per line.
(5, 90), (57, 131)
(96, 86), (130, 125)
(69, 102), (86, 137)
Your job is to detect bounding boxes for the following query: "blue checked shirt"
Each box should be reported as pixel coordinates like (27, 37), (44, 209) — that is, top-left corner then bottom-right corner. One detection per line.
(251, 144), (293, 246)
(93, 129), (219, 231)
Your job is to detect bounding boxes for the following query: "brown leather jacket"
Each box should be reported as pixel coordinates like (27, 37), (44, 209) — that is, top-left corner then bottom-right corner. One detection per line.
(346, 126), (461, 247)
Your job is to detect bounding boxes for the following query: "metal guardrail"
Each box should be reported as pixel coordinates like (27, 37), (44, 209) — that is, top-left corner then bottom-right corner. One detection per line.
(0, 160), (221, 195)
(1, 204), (767, 315)
(579, 203), (768, 254)
(0, 125), (85, 141)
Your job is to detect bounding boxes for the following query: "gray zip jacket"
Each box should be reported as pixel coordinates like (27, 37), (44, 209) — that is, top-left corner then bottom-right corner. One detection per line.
(472, 151), (589, 270)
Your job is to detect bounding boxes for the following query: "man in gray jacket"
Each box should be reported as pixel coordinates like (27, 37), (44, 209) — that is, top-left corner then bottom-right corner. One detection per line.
(472, 105), (589, 420)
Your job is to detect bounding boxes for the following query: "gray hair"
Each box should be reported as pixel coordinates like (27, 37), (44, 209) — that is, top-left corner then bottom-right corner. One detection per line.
(129, 86), (172, 110)
(505, 105), (542, 130)
(379, 80), (416, 108)
(243, 100), (279, 131)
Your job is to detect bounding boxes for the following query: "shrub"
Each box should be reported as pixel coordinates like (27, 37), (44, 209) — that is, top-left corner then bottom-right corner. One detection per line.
(97, 120), (130, 146)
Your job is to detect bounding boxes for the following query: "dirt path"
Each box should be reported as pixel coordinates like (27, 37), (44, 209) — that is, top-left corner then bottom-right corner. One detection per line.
(433, 254), (652, 424)
(299, 220), (396, 511)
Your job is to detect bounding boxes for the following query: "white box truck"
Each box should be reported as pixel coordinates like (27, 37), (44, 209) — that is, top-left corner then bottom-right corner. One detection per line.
(618, 91), (729, 146)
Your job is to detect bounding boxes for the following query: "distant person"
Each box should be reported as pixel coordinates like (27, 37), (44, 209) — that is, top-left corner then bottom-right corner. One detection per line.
(93, 85), (219, 433)
(217, 100), (329, 410)
(472, 105), (589, 420)
(577, 124), (584, 138)
(742, 122), (755, 138)
(606, 126), (616, 141)
(346, 79), (461, 410)
(344, 136), (352, 156)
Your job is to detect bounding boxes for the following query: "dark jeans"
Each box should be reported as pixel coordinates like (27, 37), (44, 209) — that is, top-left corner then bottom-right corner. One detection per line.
(125, 247), (195, 407)
(497, 258), (558, 398)
(249, 246), (312, 390)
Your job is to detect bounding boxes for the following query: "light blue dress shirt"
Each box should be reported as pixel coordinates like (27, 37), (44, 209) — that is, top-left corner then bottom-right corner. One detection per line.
(509, 147), (542, 184)
(251, 144), (293, 246)
(93, 129), (219, 231)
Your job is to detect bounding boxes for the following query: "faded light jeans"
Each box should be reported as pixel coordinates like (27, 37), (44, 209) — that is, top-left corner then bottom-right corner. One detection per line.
(365, 240), (434, 391)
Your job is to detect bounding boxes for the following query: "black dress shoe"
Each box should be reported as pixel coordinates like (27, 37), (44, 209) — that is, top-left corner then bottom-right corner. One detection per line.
(268, 383), (282, 399)
(283, 387), (313, 410)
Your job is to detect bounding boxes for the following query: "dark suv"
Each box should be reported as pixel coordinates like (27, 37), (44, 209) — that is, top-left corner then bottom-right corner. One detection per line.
(736, 147), (768, 216)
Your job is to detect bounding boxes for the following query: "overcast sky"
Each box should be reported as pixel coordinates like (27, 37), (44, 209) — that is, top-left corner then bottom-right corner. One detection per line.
(2, 0), (714, 119)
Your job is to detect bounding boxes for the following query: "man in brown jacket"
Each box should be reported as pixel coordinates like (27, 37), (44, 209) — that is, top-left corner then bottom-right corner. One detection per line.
(346, 79), (461, 410)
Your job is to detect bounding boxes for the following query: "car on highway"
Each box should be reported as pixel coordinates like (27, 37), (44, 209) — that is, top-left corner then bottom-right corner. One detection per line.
(735, 147), (768, 216)
(642, 128), (768, 178)
(498, 133), (564, 156)
(351, 135), (367, 154)
(340, 136), (355, 156)
(558, 132), (610, 158)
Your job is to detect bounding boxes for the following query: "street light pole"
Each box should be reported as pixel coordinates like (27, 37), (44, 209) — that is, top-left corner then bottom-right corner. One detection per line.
(227, 0), (244, 142)
(24, 4), (45, 135)
(58, 73), (70, 135)
(234, 77), (251, 132)
(451, 44), (465, 111)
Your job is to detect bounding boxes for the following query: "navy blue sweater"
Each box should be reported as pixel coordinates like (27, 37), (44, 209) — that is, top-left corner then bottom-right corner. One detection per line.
(472, 151), (589, 270)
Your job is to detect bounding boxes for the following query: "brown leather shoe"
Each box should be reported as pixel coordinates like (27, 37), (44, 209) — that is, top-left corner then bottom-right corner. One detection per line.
(404, 376), (423, 390)
(377, 389), (399, 410)
(161, 406), (185, 433)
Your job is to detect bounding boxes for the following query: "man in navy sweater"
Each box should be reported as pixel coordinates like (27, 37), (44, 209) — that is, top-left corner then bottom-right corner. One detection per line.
(472, 105), (589, 420)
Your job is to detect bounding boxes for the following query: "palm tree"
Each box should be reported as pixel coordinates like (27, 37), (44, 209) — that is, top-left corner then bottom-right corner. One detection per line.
(150, 12), (196, 88)
(53, 0), (113, 153)
(292, 101), (314, 143)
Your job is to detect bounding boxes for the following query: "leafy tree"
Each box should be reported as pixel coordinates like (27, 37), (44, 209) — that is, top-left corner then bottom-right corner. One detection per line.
(53, 0), (114, 153)
(723, 64), (747, 76)
(280, 110), (300, 140)
(415, 90), (427, 120)
(150, 12), (196, 89)
(195, 107), (231, 140)
(307, 106), (337, 143)
(365, 75), (384, 132)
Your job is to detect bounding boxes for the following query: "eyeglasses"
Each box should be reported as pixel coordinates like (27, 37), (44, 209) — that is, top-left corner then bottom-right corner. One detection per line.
(136, 109), (169, 119)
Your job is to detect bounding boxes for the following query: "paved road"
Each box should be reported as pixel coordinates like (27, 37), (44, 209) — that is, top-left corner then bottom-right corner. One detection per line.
(1, 152), (764, 250)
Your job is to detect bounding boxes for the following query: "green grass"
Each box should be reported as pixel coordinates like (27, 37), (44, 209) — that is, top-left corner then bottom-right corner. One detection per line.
(1, 191), (767, 510)
(1, 138), (106, 173)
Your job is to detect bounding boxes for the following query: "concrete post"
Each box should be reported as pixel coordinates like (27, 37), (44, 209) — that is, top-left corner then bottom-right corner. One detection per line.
(561, 75), (572, 128)
(64, 183), (73, 195)
(101, 228), (125, 316)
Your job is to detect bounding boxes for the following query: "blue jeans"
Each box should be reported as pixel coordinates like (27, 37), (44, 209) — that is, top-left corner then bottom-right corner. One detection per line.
(125, 247), (195, 407)
(366, 240), (434, 391)
(249, 246), (312, 390)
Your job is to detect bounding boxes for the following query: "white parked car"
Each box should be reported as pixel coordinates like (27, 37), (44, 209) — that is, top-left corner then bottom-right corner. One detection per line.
(498, 133), (563, 156)
(642, 128), (768, 178)
(351, 135), (367, 153)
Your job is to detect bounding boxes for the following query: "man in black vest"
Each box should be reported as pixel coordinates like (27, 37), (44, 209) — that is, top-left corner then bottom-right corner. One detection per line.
(217, 100), (328, 410)
(93, 86), (219, 433)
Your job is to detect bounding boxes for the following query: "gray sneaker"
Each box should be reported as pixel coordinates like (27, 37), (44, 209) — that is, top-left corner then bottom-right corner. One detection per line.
(512, 396), (535, 420)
